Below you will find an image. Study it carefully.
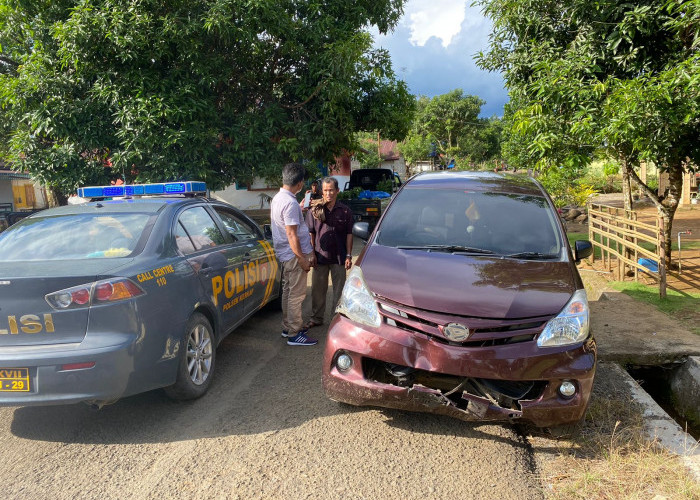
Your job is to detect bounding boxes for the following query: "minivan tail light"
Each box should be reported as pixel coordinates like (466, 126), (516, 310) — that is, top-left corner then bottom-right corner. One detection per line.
(46, 278), (145, 309)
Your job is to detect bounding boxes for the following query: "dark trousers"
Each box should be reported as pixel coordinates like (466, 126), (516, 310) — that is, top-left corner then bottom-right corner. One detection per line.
(310, 263), (347, 324)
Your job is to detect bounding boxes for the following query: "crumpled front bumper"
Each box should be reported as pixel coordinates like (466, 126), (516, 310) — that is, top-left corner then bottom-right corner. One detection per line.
(322, 314), (597, 427)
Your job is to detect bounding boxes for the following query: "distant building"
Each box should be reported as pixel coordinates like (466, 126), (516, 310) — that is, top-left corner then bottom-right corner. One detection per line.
(0, 168), (49, 213)
(657, 165), (698, 206)
(211, 140), (410, 209)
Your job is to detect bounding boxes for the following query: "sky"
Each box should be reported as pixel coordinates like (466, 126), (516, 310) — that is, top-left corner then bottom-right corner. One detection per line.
(371, 0), (508, 117)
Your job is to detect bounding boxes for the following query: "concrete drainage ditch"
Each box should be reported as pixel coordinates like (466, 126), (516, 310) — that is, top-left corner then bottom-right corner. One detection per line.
(609, 360), (700, 481)
(627, 358), (700, 440)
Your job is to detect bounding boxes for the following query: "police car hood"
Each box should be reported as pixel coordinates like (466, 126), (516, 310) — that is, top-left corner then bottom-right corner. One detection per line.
(360, 245), (576, 319)
(0, 259), (134, 347)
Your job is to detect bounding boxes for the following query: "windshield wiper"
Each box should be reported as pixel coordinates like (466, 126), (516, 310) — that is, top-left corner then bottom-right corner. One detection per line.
(397, 245), (495, 255)
(505, 251), (558, 260)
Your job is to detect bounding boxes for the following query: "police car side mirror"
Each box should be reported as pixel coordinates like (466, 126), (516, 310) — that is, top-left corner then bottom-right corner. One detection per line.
(353, 222), (370, 241)
(263, 224), (273, 240)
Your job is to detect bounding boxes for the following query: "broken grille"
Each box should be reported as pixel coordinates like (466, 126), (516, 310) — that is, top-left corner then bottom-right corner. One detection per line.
(362, 357), (547, 413)
(377, 299), (545, 347)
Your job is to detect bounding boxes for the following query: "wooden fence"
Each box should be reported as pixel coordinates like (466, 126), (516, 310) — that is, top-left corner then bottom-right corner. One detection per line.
(587, 203), (667, 298)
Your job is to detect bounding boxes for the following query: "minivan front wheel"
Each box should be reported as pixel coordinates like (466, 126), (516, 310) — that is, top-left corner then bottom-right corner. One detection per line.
(164, 313), (216, 400)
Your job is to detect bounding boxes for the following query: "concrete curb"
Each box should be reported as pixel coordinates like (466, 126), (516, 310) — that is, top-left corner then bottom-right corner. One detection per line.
(608, 363), (700, 482)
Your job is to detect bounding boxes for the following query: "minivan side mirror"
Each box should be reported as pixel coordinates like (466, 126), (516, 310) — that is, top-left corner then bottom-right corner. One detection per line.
(574, 240), (593, 262)
(263, 224), (273, 240)
(352, 221), (370, 241)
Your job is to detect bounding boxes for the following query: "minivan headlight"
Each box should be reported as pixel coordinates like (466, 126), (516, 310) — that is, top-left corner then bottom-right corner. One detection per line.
(336, 266), (381, 328)
(537, 289), (589, 347)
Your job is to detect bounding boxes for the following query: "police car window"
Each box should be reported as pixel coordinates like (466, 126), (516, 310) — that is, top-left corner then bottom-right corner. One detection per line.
(174, 221), (197, 255)
(0, 213), (150, 260)
(177, 207), (225, 252)
(213, 207), (259, 242)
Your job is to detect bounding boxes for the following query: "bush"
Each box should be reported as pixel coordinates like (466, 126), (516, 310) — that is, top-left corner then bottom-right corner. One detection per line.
(539, 166), (599, 208)
(338, 187), (362, 200)
(375, 179), (393, 194)
(581, 160), (622, 193)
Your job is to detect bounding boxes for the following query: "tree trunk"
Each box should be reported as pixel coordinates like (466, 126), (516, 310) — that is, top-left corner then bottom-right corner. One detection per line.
(659, 166), (683, 268)
(621, 163), (633, 211)
(620, 162), (634, 276)
(628, 164), (682, 268)
(46, 187), (68, 207)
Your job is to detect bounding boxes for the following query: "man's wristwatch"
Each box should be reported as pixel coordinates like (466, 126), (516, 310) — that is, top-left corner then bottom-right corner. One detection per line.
(346, 254), (352, 259)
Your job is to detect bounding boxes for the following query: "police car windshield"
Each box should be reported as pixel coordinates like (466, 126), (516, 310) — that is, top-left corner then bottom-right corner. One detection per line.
(0, 213), (151, 261)
(376, 189), (562, 258)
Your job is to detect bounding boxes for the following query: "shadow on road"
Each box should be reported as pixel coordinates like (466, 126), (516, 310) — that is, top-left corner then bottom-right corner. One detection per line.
(9, 283), (529, 450)
(9, 307), (351, 444)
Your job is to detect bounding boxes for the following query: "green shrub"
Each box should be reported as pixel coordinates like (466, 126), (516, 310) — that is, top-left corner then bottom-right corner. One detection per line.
(338, 187), (362, 200)
(539, 166), (599, 207)
(375, 179), (393, 194)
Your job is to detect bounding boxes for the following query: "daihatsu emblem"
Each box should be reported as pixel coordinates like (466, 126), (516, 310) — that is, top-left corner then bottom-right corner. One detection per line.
(443, 323), (470, 342)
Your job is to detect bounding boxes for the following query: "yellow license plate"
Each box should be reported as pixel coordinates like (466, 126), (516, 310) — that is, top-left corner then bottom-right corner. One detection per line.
(0, 368), (30, 392)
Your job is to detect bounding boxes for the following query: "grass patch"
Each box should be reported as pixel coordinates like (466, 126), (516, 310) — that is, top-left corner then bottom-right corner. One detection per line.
(536, 366), (700, 499)
(609, 281), (700, 335)
(637, 239), (700, 252)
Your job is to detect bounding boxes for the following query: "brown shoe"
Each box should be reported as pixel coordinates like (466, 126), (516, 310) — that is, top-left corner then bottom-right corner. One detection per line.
(303, 320), (323, 329)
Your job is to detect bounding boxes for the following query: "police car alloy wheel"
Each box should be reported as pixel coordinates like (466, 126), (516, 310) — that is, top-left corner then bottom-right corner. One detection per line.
(165, 313), (216, 400)
(187, 319), (214, 386)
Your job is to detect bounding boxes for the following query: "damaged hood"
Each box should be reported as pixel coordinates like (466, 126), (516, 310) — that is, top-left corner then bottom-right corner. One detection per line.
(360, 244), (576, 319)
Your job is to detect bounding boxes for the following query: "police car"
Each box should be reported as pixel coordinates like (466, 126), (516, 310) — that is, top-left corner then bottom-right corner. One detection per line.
(0, 182), (280, 406)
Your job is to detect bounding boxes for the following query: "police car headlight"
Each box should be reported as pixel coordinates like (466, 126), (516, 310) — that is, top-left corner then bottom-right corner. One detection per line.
(537, 289), (589, 347)
(336, 266), (381, 328)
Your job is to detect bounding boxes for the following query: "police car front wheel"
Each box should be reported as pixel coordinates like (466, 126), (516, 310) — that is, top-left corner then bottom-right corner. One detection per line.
(164, 313), (216, 400)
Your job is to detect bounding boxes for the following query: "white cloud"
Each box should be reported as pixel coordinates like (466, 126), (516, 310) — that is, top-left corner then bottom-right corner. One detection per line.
(371, 1), (508, 116)
(405, 0), (468, 47)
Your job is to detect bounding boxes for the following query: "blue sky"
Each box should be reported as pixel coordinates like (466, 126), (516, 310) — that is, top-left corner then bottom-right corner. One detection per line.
(372, 0), (508, 117)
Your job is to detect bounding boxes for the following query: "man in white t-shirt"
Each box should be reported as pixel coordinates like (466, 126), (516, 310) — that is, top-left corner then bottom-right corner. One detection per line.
(270, 163), (318, 346)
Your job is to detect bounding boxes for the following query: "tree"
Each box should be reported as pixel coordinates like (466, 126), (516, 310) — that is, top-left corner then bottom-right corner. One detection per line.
(352, 131), (384, 169)
(397, 130), (433, 170)
(0, 0), (415, 195)
(477, 0), (699, 266)
(397, 90), (502, 170)
(419, 90), (484, 166)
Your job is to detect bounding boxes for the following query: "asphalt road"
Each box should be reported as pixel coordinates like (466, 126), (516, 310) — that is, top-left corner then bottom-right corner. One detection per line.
(0, 294), (545, 500)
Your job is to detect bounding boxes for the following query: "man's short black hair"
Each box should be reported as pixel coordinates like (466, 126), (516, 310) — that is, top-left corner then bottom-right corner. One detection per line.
(282, 163), (306, 187)
(321, 176), (339, 190)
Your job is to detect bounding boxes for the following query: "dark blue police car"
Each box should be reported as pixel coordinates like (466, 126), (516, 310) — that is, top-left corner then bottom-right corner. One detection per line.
(0, 182), (280, 406)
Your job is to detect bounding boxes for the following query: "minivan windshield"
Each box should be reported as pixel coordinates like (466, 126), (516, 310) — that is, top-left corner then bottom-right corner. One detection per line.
(376, 189), (562, 258)
(0, 213), (151, 261)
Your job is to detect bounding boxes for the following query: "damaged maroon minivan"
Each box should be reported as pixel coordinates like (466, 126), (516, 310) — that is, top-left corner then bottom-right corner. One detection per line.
(322, 171), (596, 428)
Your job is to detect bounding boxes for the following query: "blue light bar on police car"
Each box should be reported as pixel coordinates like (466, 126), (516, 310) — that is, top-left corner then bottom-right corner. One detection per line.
(77, 182), (207, 198)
